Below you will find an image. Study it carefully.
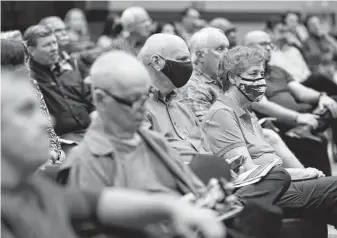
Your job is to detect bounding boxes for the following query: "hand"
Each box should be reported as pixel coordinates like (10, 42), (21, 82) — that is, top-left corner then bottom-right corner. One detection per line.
(306, 167), (325, 178)
(296, 113), (319, 129)
(169, 202), (226, 238)
(318, 95), (337, 118)
(289, 167), (325, 181)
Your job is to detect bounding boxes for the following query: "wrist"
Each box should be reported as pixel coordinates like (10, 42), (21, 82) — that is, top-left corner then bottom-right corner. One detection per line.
(318, 92), (326, 103)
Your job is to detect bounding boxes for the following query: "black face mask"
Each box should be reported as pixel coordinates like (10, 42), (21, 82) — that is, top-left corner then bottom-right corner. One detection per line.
(159, 56), (193, 88)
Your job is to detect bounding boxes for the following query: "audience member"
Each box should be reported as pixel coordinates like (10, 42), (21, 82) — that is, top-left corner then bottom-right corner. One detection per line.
(282, 11), (309, 43)
(244, 30), (337, 175)
(0, 67), (224, 238)
(175, 7), (201, 42)
(1, 38), (63, 162)
(64, 8), (94, 51)
(96, 12), (123, 49)
(178, 27), (229, 121)
(24, 25), (95, 152)
(138, 33), (208, 163)
(209, 18), (238, 48)
(303, 15), (337, 81)
(202, 46), (337, 227)
(0, 30), (23, 41)
(154, 21), (179, 35)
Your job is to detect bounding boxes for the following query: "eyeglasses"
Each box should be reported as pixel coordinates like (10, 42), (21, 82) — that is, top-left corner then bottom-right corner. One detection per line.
(95, 87), (148, 110)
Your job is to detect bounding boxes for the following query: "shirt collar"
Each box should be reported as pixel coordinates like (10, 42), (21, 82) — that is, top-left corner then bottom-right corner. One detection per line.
(217, 93), (247, 117)
(193, 68), (223, 88)
(148, 86), (177, 104)
(84, 116), (116, 156)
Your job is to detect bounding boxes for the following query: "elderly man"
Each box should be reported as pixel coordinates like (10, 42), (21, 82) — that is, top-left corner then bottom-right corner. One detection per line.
(138, 33), (209, 162)
(58, 50), (297, 238)
(1, 67), (224, 238)
(209, 18), (237, 48)
(178, 27), (229, 121)
(24, 25), (95, 151)
(244, 30), (337, 175)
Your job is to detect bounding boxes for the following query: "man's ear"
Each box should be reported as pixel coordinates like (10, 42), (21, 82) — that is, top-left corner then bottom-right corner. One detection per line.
(150, 55), (163, 71)
(195, 49), (205, 64)
(227, 71), (236, 85)
(27, 46), (35, 57)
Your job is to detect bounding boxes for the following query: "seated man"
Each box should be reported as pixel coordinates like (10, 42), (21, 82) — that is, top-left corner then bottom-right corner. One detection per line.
(59, 50), (294, 238)
(0, 67), (224, 238)
(201, 46), (337, 227)
(137, 33), (208, 162)
(244, 30), (337, 175)
(178, 28), (304, 168)
(24, 25), (96, 149)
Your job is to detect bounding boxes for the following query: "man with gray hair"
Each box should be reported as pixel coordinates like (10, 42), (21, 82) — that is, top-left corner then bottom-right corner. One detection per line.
(138, 33), (208, 162)
(178, 27), (229, 122)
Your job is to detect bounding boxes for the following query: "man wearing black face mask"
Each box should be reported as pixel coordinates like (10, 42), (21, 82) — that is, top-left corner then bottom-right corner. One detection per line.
(138, 34), (209, 163)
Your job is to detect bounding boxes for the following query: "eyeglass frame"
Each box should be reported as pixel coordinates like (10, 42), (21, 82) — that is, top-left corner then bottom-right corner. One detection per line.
(94, 87), (148, 110)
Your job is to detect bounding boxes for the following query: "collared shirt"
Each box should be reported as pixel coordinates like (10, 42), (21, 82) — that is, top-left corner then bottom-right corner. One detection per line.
(59, 116), (205, 196)
(1, 175), (99, 238)
(145, 87), (207, 161)
(202, 94), (278, 163)
(29, 58), (95, 136)
(177, 69), (222, 122)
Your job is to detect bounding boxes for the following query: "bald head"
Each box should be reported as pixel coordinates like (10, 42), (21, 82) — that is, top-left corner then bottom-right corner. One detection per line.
(91, 50), (151, 96)
(244, 30), (271, 46)
(189, 27), (229, 55)
(138, 33), (190, 64)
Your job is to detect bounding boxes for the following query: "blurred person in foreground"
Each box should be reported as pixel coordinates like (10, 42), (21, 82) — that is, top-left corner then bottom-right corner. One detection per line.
(0, 67), (225, 238)
(244, 30), (337, 174)
(209, 18), (237, 49)
(178, 28), (305, 169)
(24, 25), (96, 152)
(1, 38), (63, 163)
(201, 46), (337, 228)
(58, 50), (295, 238)
(138, 33), (208, 163)
(303, 15), (337, 82)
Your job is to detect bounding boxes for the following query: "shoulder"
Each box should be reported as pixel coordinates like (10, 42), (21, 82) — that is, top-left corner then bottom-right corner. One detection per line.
(203, 102), (236, 124)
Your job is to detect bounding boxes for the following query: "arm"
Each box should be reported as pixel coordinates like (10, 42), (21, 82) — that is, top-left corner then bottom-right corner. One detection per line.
(252, 96), (299, 125)
(288, 81), (320, 104)
(67, 188), (225, 238)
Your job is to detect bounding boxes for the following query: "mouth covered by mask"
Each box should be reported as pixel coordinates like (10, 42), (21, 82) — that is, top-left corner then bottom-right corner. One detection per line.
(235, 75), (267, 102)
(159, 56), (193, 88)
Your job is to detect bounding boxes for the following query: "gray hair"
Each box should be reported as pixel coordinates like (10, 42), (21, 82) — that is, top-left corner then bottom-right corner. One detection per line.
(218, 46), (265, 92)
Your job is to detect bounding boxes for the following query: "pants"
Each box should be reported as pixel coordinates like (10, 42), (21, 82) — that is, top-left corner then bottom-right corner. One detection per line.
(232, 166), (291, 238)
(302, 73), (337, 96)
(277, 176), (337, 227)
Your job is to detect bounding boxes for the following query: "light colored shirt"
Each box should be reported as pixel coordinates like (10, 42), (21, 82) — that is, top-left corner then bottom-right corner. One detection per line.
(177, 69), (222, 122)
(201, 94), (279, 163)
(145, 87), (207, 161)
(59, 116), (206, 196)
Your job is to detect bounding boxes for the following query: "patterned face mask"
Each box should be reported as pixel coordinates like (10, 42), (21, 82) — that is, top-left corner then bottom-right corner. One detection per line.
(235, 75), (267, 102)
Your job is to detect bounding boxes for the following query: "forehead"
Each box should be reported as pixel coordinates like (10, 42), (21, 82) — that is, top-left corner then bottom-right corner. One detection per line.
(206, 31), (229, 48)
(244, 64), (265, 72)
(49, 19), (66, 30)
(134, 10), (150, 22)
(36, 34), (57, 46)
(69, 11), (84, 19)
(308, 17), (320, 25)
(286, 13), (298, 20)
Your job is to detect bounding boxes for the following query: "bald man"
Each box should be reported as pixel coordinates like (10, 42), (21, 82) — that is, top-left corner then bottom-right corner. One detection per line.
(244, 30), (337, 175)
(209, 18), (237, 48)
(138, 33), (209, 162)
(178, 27), (229, 122)
(1, 66), (225, 238)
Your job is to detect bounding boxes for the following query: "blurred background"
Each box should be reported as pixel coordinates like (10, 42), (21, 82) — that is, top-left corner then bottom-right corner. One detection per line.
(2, 0), (337, 44)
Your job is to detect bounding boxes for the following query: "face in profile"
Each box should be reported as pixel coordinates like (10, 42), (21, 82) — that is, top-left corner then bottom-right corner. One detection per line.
(29, 34), (59, 65)
(1, 73), (50, 171)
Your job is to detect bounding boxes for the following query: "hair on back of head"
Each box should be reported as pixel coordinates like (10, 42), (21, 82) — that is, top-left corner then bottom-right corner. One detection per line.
(1, 38), (28, 66)
(218, 46), (265, 92)
(23, 24), (54, 47)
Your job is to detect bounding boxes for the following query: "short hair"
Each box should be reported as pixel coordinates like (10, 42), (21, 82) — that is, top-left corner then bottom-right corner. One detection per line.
(39, 16), (63, 27)
(1, 39), (28, 66)
(181, 7), (198, 18)
(120, 7), (148, 30)
(23, 24), (54, 47)
(218, 46), (265, 92)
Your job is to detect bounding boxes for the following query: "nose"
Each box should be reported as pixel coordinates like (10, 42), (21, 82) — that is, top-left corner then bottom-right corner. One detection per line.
(51, 42), (58, 52)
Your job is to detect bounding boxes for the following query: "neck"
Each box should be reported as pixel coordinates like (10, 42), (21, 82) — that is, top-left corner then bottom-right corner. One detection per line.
(226, 87), (251, 110)
(1, 158), (25, 188)
(101, 116), (138, 140)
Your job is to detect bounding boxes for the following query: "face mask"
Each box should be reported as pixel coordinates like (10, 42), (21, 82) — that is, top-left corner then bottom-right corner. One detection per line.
(159, 56), (193, 88)
(235, 75), (267, 102)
